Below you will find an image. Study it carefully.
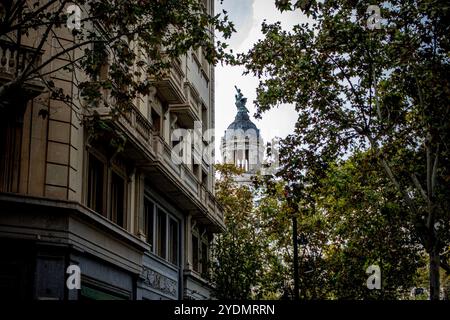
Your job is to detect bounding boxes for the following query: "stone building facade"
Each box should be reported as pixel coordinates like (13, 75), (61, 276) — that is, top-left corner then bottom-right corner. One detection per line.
(0, 0), (223, 300)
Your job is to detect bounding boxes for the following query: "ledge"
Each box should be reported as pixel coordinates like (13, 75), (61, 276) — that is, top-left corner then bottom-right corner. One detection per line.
(183, 268), (214, 288)
(0, 192), (150, 252)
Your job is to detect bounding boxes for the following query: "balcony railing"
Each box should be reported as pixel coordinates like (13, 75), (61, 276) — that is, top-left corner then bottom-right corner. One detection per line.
(1, 41), (28, 77)
(152, 135), (180, 174)
(123, 105), (153, 151)
(152, 134), (223, 225)
(0, 40), (45, 96)
(93, 103), (153, 158)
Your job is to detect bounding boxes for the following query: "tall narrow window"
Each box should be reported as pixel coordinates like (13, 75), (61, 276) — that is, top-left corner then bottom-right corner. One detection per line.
(0, 116), (23, 193)
(151, 109), (161, 134)
(192, 234), (199, 272)
(201, 170), (207, 187)
(92, 42), (109, 81)
(201, 242), (208, 277)
(201, 105), (208, 134)
(168, 218), (179, 265)
(193, 164), (200, 178)
(144, 199), (154, 250)
(111, 172), (125, 228)
(157, 209), (166, 259)
(87, 154), (105, 216)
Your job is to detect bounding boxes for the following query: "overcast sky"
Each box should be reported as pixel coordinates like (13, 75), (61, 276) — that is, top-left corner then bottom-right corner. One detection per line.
(214, 0), (310, 161)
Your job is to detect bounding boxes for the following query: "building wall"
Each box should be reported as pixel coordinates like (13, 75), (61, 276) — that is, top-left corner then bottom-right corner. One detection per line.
(0, 0), (221, 300)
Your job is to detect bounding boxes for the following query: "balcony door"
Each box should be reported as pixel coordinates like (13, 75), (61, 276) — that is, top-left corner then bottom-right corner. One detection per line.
(0, 112), (23, 193)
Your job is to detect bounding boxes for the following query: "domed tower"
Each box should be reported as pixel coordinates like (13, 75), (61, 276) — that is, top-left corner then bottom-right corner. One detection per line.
(221, 87), (264, 185)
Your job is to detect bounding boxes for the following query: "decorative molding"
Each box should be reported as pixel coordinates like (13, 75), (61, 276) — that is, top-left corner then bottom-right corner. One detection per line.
(148, 86), (157, 102)
(141, 267), (177, 298)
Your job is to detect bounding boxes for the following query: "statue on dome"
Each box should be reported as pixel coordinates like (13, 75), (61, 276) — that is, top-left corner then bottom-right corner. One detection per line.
(234, 86), (249, 113)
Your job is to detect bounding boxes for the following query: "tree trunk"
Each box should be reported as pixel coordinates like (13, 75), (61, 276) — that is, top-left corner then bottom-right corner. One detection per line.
(429, 246), (440, 300)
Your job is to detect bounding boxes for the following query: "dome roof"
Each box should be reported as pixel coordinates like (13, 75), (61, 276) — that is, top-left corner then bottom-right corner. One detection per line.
(227, 110), (259, 133)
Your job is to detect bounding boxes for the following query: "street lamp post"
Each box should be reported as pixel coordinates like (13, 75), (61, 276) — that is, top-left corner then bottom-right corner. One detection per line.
(292, 214), (300, 300)
(285, 183), (300, 300)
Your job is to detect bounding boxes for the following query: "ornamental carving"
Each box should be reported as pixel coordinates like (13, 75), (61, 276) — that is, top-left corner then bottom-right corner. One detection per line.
(142, 267), (177, 297)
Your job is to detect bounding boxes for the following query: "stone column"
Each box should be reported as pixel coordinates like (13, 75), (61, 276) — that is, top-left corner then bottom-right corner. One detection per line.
(136, 171), (146, 241)
(185, 213), (193, 270)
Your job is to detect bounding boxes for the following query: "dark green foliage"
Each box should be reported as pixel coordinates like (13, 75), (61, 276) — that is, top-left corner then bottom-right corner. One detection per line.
(239, 0), (450, 299)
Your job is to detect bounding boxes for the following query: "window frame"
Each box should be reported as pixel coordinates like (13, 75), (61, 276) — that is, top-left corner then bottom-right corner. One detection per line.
(85, 150), (128, 229)
(143, 198), (155, 250)
(156, 207), (167, 259)
(192, 233), (199, 273)
(86, 151), (107, 217)
(143, 195), (180, 267)
(109, 169), (127, 228)
(168, 217), (179, 266)
(191, 226), (210, 276)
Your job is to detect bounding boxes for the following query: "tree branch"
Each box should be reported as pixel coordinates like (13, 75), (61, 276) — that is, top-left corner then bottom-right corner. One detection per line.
(411, 173), (429, 204)
(22, 25), (147, 81)
(326, 53), (369, 130)
(431, 144), (439, 197)
(366, 135), (419, 217)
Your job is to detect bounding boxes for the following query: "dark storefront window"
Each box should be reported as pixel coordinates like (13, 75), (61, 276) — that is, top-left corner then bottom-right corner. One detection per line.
(80, 285), (128, 300)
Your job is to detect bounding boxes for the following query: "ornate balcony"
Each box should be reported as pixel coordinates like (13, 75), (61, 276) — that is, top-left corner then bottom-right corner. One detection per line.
(167, 81), (202, 129)
(90, 104), (223, 231)
(91, 104), (154, 162)
(151, 59), (185, 105)
(0, 40), (45, 98)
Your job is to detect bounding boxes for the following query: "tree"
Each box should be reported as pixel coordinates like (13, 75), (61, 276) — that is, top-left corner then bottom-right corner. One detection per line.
(253, 174), (331, 299)
(210, 164), (263, 299)
(252, 175), (295, 299)
(253, 152), (423, 300)
(0, 0), (234, 137)
(315, 153), (423, 299)
(239, 0), (450, 299)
